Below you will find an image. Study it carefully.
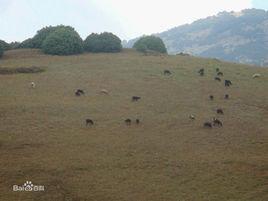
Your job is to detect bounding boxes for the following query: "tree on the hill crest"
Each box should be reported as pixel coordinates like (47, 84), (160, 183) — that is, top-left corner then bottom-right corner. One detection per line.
(84, 32), (122, 53)
(133, 35), (167, 53)
(42, 26), (83, 55)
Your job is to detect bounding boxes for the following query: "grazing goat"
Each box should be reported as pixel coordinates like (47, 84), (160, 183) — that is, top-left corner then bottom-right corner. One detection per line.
(75, 89), (85, 96)
(86, 119), (94, 126)
(217, 72), (223, 76)
(30, 82), (36, 88)
(209, 95), (214, 100)
(216, 109), (224, 115)
(204, 122), (212, 128)
(215, 77), (221, 81)
(125, 119), (131, 125)
(252, 73), (261, 78)
(198, 68), (204, 76)
(75, 91), (81, 96)
(132, 96), (141, 101)
(136, 119), (140, 124)
(189, 115), (195, 120)
(77, 89), (85, 95)
(100, 89), (109, 95)
(224, 94), (229, 99)
(213, 118), (223, 127)
(164, 70), (171, 75)
(225, 80), (232, 87)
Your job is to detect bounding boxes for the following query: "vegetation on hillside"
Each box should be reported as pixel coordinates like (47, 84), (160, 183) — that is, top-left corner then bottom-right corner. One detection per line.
(0, 40), (10, 50)
(133, 35), (167, 53)
(9, 42), (20, 49)
(42, 26), (83, 55)
(0, 43), (4, 57)
(84, 32), (122, 53)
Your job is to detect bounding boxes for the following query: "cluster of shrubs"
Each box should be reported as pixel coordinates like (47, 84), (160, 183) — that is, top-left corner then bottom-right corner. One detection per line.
(0, 25), (167, 57)
(16, 25), (123, 55)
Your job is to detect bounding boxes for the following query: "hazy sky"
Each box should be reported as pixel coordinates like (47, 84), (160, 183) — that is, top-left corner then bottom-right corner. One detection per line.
(0, 0), (267, 42)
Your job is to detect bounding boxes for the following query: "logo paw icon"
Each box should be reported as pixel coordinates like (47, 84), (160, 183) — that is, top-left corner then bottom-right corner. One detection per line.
(24, 181), (33, 191)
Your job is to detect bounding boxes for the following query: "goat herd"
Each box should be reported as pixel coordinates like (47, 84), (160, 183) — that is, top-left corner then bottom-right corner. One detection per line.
(28, 65), (262, 130)
(197, 67), (232, 128)
(71, 66), (232, 129)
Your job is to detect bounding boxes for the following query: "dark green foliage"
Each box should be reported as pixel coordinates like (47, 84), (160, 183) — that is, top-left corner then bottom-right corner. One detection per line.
(84, 32), (122, 53)
(0, 43), (4, 57)
(0, 40), (10, 50)
(9, 42), (21, 49)
(133, 36), (167, 53)
(19, 38), (35, 48)
(31, 26), (63, 48)
(42, 26), (83, 55)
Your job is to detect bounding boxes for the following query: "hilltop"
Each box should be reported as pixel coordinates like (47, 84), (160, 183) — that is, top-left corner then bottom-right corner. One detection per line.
(0, 49), (267, 201)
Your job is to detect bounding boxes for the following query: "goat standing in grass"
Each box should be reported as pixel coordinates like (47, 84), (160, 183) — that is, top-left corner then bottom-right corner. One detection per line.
(30, 82), (36, 88)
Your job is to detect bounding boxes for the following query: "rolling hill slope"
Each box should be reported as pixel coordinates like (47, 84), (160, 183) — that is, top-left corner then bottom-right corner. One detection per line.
(0, 49), (267, 201)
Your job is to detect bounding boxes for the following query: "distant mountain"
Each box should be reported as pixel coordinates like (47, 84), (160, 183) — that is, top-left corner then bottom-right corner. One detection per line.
(125, 9), (268, 66)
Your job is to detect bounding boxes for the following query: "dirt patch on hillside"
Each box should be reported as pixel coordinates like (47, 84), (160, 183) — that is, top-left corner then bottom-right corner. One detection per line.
(0, 66), (45, 75)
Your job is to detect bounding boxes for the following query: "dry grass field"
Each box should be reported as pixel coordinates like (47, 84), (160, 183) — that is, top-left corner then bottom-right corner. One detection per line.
(0, 49), (267, 201)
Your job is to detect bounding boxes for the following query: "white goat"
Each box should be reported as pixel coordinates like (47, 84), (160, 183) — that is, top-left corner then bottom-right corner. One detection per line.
(30, 82), (36, 88)
(252, 73), (261, 78)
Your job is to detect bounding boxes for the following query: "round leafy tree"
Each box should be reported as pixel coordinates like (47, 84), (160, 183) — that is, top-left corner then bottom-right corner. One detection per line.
(133, 35), (167, 53)
(31, 25), (66, 48)
(42, 26), (83, 55)
(84, 32), (122, 53)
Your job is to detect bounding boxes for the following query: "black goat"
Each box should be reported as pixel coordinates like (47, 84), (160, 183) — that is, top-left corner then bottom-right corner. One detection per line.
(216, 109), (224, 115)
(125, 119), (131, 125)
(86, 119), (94, 126)
(198, 68), (204, 76)
(132, 96), (141, 101)
(217, 72), (223, 76)
(203, 122), (212, 128)
(213, 118), (223, 127)
(215, 77), (221, 81)
(209, 95), (214, 100)
(164, 70), (171, 75)
(225, 80), (232, 87)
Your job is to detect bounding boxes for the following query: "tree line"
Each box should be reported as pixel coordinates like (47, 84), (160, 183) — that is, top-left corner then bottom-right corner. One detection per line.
(0, 25), (166, 57)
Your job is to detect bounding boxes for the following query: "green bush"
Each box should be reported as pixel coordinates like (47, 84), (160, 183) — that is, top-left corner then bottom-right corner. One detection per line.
(84, 32), (122, 53)
(133, 35), (167, 53)
(42, 26), (83, 55)
(0, 40), (10, 50)
(0, 43), (4, 57)
(31, 26), (64, 48)
(19, 38), (35, 48)
(9, 41), (21, 49)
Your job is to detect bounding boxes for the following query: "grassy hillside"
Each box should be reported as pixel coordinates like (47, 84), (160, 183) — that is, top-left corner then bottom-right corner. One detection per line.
(0, 49), (267, 201)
